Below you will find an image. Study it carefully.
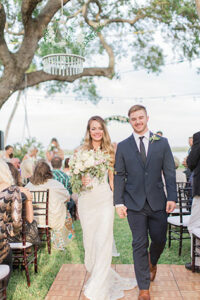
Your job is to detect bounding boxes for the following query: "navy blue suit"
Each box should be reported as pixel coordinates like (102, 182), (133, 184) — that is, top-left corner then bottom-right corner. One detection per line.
(114, 133), (177, 289)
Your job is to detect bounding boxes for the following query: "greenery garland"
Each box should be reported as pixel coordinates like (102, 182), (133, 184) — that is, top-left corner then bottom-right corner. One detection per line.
(104, 115), (129, 124)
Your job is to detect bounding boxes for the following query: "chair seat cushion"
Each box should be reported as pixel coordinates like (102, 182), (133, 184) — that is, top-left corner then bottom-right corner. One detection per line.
(171, 208), (188, 214)
(167, 214), (191, 226)
(0, 265), (10, 280)
(9, 242), (32, 249)
(38, 225), (50, 229)
(192, 228), (200, 239)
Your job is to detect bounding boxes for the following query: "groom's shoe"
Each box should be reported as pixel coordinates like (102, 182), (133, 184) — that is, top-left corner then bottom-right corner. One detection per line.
(138, 290), (150, 300)
(148, 253), (157, 281)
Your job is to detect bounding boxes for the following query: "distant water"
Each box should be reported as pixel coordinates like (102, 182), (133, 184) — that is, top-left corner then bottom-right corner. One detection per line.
(172, 151), (188, 164)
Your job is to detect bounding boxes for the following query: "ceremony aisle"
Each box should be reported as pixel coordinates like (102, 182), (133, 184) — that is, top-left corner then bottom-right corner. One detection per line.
(7, 214), (191, 300)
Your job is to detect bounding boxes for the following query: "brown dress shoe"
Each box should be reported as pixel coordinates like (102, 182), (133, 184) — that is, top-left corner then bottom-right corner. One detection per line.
(138, 290), (150, 300)
(148, 253), (157, 281)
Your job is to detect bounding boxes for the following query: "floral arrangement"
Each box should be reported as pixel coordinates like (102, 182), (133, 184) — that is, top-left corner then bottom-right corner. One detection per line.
(149, 134), (161, 143)
(69, 149), (112, 194)
(104, 115), (129, 124)
(48, 144), (58, 152)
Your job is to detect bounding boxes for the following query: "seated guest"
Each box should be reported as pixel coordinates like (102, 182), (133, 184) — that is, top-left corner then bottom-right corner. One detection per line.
(51, 157), (72, 193)
(63, 157), (70, 176)
(185, 131), (200, 272)
(22, 146), (38, 163)
(20, 159), (35, 185)
(51, 156), (76, 219)
(156, 131), (163, 137)
(0, 145), (14, 162)
(26, 160), (75, 250)
(46, 138), (64, 163)
(7, 162), (33, 224)
(10, 157), (21, 171)
(174, 156), (187, 183)
(0, 159), (22, 275)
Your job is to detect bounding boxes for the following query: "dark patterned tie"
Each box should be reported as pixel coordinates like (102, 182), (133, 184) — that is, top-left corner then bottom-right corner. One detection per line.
(139, 136), (146, 164)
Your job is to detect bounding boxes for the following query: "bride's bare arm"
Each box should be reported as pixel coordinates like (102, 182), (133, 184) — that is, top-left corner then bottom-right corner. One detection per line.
(108, 170), (114, 191)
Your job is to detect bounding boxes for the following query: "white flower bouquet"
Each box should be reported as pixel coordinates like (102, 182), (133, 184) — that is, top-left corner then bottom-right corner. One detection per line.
(69, 149), (112, 194)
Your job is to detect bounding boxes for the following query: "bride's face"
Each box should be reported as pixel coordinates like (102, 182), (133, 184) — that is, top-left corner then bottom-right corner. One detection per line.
(89, 120), (104, 142)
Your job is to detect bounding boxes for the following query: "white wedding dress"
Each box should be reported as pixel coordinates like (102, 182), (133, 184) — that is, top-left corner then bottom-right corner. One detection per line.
(78, 174), (137, 300)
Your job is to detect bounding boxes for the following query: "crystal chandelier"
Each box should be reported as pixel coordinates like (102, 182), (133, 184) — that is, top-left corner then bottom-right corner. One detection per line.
(42, 53), (85, 76)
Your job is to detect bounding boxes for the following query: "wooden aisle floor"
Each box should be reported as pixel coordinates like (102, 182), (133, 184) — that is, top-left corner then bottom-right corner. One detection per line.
(45, 264), (200, 300)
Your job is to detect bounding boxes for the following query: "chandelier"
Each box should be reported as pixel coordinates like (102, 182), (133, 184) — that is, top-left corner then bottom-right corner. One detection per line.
(42, 53), (85, 76)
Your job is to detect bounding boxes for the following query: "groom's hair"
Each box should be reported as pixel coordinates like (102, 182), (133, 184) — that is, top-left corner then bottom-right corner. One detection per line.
(128, 104), (147, 117)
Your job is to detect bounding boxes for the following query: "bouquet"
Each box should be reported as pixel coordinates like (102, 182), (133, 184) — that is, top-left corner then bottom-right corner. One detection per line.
(48, 143), (58, 152)
(69, 148), (112, 194)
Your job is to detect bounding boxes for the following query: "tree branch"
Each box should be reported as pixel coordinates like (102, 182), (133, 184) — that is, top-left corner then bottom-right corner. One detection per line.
(196, 0), (200, 19)
(82, 0), (114, 74)
(67, 8), (82, 20)
(0, 3), (6, 41)
(18, 68), (113, 89)
(0, 3), (13, 66)
(36, 0), (70, 36)
(82, 0), (145, 28)
(5, 22), (24, 36)
(21, 0), (42, 26)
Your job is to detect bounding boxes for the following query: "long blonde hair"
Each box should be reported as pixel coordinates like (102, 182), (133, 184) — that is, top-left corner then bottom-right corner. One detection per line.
(82, 116), (115, 167)
(0, 159), (14, 186)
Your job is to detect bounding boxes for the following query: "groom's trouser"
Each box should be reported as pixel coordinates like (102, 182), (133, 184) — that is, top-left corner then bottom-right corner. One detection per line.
(127, 201), (168, 290)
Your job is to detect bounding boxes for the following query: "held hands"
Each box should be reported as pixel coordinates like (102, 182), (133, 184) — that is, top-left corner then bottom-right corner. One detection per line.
(116, 206), (127, 219)
(166, 201), (176, 213)
(182, 157), (188, 168)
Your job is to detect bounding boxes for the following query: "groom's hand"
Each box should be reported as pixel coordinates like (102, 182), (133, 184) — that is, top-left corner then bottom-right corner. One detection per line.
(166, 201), (176, 213)
(116, 206), (127, 218)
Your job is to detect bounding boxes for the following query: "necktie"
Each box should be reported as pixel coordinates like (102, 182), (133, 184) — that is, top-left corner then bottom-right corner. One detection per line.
(139, 136), (146, 164)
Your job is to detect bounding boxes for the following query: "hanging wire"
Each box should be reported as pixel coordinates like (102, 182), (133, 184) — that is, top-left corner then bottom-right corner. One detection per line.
(21, 74), (31, 143)
(61, 0), (64, 17)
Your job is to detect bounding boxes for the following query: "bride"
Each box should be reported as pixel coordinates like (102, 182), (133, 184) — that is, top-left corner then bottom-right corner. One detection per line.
(77, 116), (137, 300)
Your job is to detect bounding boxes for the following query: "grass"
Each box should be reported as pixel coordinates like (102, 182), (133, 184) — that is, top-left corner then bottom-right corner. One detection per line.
(7, 214), (190, 300)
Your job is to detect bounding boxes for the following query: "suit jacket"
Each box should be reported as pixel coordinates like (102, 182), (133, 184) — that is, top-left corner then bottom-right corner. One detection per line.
(114, 133), (177, 211)
(187, 131), (200, 197)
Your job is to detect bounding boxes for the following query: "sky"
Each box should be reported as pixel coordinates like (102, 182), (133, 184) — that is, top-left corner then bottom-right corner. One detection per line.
(0, 57), (200, 151)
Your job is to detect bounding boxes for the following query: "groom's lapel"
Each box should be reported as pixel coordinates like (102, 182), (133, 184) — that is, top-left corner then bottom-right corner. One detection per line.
(145, 131), (154, 168)
(128, 135), (144, 169)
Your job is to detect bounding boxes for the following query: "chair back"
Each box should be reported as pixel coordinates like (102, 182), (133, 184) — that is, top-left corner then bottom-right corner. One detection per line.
(178, 186), (192, 223)
(176, 181), (192, 192)
(21, 200), (27, 246)
(31, 190), (49, 227)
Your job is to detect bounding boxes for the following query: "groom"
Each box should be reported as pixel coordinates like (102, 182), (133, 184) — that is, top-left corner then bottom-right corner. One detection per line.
(114, 105), (177, 300)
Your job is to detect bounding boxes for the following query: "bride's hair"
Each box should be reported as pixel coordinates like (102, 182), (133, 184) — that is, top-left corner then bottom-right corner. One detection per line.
(82, 116), (115, 167)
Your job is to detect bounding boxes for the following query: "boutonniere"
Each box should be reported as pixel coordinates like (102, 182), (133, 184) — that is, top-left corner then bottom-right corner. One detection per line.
(149, 134), (161, 144)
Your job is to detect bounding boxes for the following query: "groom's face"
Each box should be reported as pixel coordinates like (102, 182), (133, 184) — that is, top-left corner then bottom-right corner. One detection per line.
(129, 109), (149, 135)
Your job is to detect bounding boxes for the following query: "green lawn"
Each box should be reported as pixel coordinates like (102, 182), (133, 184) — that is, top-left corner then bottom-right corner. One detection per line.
(7, 214), (190, 300)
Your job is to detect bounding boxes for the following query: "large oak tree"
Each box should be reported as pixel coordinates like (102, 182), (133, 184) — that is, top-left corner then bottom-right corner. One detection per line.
(0, 0), (200, 108)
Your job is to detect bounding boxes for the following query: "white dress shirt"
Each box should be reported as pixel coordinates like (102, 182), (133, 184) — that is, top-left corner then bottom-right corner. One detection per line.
(133, 130), (150, 155)
(115, 130), (150, 207)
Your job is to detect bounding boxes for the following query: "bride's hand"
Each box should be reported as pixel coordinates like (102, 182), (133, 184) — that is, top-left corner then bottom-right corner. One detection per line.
(82, 175), (92, 186)
(116, 206), (127, 218)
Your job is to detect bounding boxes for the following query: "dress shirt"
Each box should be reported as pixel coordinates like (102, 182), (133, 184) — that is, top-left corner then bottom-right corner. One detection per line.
(115, 130), (150, 207)
(133, 130), (150, 156)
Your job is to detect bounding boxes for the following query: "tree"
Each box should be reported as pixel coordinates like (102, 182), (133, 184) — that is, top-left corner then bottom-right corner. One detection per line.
(0, 0), (200, 108)
(13, 137), (44, 161)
